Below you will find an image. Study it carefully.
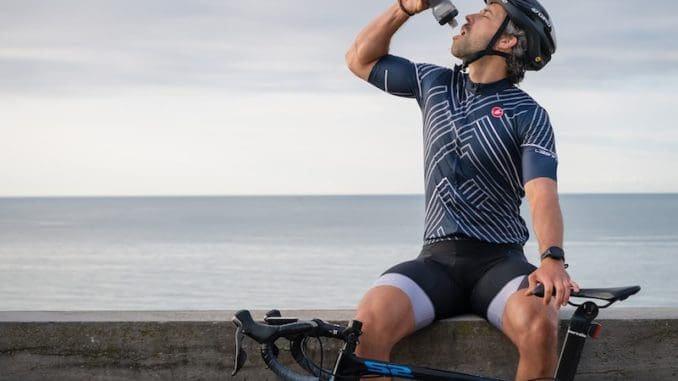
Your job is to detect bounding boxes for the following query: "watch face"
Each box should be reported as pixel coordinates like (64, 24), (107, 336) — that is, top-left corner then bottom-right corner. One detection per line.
(543, 246), (565, 260)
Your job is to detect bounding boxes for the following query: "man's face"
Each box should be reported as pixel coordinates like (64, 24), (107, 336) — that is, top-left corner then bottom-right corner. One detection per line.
(451, 3), (508, 59)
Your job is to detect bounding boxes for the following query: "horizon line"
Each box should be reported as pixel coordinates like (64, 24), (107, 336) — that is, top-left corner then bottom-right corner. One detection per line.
(1, 192), (677, 199)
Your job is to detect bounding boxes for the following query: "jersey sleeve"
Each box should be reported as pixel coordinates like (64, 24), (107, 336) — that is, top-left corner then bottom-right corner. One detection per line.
(367, 54), (421, 100)
(519, 106), (558, 184)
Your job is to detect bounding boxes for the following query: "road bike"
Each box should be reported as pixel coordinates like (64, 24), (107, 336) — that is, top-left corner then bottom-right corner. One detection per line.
(231, 284), (640, 381)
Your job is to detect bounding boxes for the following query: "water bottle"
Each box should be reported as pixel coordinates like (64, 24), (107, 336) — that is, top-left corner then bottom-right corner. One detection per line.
(429, 0), (459, 28)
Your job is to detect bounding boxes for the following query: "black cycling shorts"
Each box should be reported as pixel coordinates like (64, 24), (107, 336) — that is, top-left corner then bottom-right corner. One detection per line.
(372, 239), (536, 331)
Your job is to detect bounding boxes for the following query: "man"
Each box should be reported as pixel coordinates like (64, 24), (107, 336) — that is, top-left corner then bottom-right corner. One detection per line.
(345, 0), (579, 379)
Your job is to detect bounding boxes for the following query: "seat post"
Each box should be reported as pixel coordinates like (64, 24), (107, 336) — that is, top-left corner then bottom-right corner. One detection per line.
(554, 301), (600, 381)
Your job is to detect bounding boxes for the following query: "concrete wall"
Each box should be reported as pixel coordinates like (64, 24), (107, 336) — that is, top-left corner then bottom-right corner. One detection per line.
(1, 308), (677, 380)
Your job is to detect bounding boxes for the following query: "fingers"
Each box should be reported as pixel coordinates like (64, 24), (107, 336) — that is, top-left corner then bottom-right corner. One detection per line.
(535, 278), (568, 307)
(554, 279), (570, 307)
(415, 0), (430, 13)
(554, 277), (582, 307)
(524, 273), (538, 296)
(525, 267), (579, 308)
(571, 280), (581, 293)
(541, 280), (553, 305)
(561, 280), (580, 306)
(563, 280), (572, 306)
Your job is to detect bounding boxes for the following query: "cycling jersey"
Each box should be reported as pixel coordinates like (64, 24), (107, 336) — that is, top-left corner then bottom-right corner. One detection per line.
(368, 55), (558, 245)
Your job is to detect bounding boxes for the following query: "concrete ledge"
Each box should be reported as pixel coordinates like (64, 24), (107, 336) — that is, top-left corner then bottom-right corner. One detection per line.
(1, 308), (677, 380)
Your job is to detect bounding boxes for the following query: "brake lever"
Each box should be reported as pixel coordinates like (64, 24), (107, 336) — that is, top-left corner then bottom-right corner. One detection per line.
(232, 325), (247, 376)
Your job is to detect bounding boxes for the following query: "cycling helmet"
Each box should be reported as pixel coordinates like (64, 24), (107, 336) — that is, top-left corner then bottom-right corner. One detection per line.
(463, 0), (556, 71)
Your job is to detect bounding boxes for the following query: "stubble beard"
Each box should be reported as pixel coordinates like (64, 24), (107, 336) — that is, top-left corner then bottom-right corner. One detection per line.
(451, 37), (474, 60)
(451, 32), (494, 62)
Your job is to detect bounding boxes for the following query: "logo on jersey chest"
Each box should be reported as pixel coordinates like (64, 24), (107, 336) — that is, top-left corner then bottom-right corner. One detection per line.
(491, 106), (504, 118)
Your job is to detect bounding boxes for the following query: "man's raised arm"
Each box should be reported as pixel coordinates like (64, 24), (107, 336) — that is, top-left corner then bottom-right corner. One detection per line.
(345, 0), (429, 80)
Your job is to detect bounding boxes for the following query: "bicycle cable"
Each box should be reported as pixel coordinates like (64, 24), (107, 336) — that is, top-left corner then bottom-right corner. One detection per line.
(317, 336), (324, 378)
(299, 337), (384, 380)
(300, 337), (335, 379)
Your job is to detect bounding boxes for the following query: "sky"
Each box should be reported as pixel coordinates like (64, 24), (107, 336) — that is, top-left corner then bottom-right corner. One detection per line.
(2, 0), (678, 196)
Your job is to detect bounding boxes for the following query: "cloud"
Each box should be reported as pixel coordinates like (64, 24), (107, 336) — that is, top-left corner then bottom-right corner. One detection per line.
(2, 0), (677, 96)
(0, 0), (369, 95)
(2, 0), (677, 195)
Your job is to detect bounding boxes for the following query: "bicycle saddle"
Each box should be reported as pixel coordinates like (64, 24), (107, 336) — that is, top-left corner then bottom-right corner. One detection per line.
(534, 284), (641, 304)
(572, 286), (641, 302)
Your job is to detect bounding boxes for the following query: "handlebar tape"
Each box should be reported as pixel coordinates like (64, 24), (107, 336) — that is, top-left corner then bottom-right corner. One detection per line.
(262, 343), (319, 381)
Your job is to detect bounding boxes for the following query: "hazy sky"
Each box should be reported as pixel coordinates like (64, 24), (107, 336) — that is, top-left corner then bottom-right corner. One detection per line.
(2, 0), (678, 196)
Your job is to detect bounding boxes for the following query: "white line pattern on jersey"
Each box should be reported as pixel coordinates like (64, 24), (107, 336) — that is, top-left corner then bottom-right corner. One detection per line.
(368, 56), (557, 244)
(418, 65), (554, 244)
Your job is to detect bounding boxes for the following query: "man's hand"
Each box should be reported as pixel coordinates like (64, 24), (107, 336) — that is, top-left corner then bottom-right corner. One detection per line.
(525, 258), (580, 307)
(399, 0), (430, 16)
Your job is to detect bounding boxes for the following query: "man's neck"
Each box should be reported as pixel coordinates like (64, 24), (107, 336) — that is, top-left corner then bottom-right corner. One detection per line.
(466, 55), (508, 84)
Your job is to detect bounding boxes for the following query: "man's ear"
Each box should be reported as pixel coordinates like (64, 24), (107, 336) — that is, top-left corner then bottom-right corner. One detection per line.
(496, 34), (518, 52)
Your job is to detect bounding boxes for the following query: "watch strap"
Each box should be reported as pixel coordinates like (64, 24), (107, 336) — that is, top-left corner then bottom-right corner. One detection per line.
(541, 246), (565, 261)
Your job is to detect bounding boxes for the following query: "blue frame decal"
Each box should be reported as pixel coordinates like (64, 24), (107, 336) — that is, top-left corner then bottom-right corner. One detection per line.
(364, 360), (414, 378)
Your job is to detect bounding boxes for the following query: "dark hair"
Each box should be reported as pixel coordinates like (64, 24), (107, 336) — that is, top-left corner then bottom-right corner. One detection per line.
(503, 19), (528, 84)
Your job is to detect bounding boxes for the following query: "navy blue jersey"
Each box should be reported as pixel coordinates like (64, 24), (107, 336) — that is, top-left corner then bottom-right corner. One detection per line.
(368, 55), (557, 245)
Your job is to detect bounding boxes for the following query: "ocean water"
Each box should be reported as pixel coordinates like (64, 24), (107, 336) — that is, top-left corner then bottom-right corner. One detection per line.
(0, 194), (676, 311)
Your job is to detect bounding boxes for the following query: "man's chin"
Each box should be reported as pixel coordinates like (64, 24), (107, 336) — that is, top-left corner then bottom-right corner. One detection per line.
(451, 42), (467, 60)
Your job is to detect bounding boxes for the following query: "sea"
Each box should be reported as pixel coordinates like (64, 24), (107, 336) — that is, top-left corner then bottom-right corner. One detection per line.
(0, 194), (676, 311)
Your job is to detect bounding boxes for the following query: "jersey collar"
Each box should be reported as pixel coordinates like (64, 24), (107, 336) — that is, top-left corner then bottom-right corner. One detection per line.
(466, 76), (513, 96)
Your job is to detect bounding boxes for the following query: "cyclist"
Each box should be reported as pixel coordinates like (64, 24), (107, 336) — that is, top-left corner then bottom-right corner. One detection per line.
(345, 0), (579, 379)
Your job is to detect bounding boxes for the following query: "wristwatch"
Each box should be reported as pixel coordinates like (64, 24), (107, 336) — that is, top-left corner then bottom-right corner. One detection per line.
(541, 246), (565, 262)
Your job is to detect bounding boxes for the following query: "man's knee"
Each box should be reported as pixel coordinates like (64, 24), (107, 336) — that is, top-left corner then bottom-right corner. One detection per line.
(503, 296), (559, 351)
(355, 286), (416, 354)
(522, 310), (557, 345)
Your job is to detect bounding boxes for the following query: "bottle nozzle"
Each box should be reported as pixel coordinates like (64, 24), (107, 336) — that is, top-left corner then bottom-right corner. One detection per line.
(431, 0), (459, 28)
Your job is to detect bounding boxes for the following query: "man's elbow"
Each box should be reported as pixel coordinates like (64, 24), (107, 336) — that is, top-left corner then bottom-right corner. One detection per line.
(344, 46), (358, 73)
(345, 45), (372, 81)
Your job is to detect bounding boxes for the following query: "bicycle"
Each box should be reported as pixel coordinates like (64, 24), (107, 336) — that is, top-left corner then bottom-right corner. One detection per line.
(231, 284), (640, 381)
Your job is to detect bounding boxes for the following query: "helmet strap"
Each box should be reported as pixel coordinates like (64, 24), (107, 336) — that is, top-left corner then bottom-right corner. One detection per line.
(462, 16), (512, 70)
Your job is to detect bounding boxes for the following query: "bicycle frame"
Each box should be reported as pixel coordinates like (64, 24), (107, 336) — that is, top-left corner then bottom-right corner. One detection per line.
(331, 343), (502, 380)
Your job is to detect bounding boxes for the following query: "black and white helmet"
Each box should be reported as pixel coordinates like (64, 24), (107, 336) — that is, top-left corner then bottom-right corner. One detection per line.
(486, 0), (557, 70)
